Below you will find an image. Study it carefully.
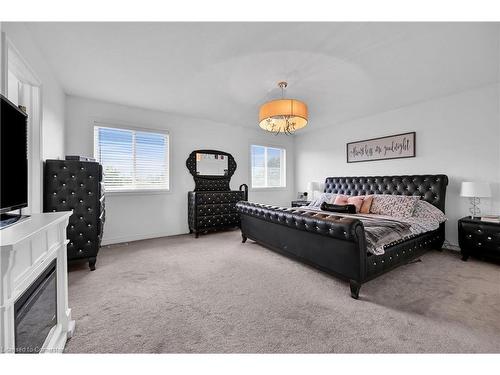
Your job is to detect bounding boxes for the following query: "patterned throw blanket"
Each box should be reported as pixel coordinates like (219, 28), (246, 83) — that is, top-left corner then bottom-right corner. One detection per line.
(299, 208), (414, 255)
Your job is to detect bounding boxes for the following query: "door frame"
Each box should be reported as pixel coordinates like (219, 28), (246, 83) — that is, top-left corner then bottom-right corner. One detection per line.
(1, 32), (44, 214)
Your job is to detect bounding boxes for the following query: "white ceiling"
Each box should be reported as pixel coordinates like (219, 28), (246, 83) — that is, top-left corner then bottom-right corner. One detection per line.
(24, 22), (500, 131)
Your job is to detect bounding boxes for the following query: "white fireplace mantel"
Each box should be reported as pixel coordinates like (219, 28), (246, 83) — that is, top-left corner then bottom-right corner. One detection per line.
(0, 212), (75, 353)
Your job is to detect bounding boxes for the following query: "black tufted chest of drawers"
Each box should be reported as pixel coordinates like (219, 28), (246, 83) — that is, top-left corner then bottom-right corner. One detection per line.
(459, 217), (500, 262)
(188, 190), (246, 237)
(44, 159), (105, 270)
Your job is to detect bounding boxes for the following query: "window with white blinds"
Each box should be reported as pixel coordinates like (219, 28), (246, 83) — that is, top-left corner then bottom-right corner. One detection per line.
(94, 125), (169, 192)
(250, 145), (286, 188)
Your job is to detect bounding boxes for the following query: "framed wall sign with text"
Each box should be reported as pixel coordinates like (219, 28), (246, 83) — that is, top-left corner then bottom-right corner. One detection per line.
(346, 132), (416, 163)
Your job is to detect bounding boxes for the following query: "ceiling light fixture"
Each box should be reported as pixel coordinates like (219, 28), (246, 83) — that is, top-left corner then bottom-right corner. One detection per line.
(258, 81), (308, 135)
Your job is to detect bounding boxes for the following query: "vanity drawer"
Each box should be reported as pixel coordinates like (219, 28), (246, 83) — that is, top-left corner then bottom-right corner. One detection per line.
(197, 203), (238, 217)
(195, 191), (245, 205)
(196, 213), (240, 229)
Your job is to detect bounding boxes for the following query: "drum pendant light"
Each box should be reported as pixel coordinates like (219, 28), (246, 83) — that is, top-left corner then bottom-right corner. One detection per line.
(258, 81), (308, 135)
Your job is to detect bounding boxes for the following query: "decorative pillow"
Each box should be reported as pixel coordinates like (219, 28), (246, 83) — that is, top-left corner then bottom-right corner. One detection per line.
(333, 194), (364, 213)
(413, 200), (447, 223)
(333, 195), (349, 205)
(307, 193), (336, 208)
(359, 195), (374, 214)
(320, 202), (356, 214)
(369, 194), (420, 217)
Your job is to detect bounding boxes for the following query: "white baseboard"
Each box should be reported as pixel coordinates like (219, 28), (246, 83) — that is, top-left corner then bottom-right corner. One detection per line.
(101, 230), (186, 246)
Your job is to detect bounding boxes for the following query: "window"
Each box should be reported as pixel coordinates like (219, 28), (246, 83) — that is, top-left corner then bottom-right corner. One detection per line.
(94, 125), (169, 192)
(250, 145), (286, 188)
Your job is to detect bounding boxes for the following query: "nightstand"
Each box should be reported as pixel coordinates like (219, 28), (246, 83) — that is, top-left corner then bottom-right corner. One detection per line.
(458, 217), (500, 262)
(291, 200), (309, 207)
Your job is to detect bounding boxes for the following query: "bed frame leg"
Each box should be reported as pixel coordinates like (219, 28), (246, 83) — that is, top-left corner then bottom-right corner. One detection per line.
(241, 234), (247, 243)
(349, 280), (361, 299)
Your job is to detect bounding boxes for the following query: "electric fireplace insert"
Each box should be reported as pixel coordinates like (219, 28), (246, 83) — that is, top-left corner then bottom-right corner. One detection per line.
(14, 260), (57, 353)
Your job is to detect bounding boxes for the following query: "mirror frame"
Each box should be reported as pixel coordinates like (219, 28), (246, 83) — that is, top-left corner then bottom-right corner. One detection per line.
(186, 149), (237, 191)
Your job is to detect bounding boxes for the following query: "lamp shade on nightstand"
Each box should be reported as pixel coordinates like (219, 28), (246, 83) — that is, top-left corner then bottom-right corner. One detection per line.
(307, 181), (320, 193)
(460, 182), (491, 198)
(307, 181), (322, 200)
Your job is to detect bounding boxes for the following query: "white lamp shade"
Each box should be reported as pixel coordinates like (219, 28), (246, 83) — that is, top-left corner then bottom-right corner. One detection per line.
(460, 181), (491, 198)
(307, 181), (320, 192)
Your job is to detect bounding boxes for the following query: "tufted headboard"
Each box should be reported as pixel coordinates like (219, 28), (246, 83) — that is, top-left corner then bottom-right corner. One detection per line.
(323, 175), (448, 212)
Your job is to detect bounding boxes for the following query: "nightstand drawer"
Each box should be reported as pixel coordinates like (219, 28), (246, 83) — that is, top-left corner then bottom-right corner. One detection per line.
(461, 234), (500, 252)
(458, 217), (500, 262)
(291, 200), (309, 207)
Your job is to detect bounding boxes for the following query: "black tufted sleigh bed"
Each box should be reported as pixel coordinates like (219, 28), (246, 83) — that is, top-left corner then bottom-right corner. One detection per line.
(236, 175), (448, 299)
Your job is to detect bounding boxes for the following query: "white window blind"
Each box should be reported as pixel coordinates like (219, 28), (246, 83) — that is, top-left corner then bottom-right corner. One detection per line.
(94, 125), (169, 191)
(250, 145), (286, 188)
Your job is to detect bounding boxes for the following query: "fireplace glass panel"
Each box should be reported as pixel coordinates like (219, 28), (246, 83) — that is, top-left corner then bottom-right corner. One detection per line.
(14, 260), (57, 354)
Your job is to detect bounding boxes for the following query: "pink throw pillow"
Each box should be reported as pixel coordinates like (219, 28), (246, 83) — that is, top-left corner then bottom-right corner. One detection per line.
(333, 194), (364, 213)
(359, 195), (374, 214)
(333, 194), (349, 205)
(347, 196), (364, 213)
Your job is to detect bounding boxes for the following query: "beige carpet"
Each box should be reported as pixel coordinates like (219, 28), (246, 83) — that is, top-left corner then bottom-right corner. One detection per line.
(64, 230), (500, 353)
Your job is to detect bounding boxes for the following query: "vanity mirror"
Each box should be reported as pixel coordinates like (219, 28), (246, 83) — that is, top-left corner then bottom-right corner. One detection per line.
(186, 149), (237, 191)
(195, 152), (229, 176)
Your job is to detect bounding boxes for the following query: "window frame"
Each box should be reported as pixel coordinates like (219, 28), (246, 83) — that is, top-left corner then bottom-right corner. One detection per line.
(93, 121), (171, 195)
(249, 143), (287, 191)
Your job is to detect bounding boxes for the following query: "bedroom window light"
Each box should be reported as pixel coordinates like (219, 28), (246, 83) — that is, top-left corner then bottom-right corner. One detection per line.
(250, 145), (286, 188)
(94, 125), (169, 192)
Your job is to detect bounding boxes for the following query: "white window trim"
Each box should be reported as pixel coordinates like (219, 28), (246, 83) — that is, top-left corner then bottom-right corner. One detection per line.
(249, 143), (287, 191)
(93, 120), (171, 195)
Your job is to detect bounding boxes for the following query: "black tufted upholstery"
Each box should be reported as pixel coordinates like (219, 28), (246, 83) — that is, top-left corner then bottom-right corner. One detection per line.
(324, 175), (448, 212)
(237, 202), (362, 241)
(186, 150), (247, 237)
(458, 217), (500, 262)
(188, 191), (245, 235)
(44, 159), (105, 270)
(237, 174), (448, 299)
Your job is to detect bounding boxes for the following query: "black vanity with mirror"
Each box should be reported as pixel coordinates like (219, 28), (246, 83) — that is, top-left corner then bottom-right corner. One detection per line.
(186, 150), (248, 237)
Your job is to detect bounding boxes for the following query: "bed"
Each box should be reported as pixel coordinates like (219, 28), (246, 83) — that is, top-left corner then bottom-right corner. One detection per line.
(236, 175), (448, 299)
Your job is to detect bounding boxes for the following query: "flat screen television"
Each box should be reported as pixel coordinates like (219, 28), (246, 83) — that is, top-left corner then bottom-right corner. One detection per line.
(1, 94), (28, 214)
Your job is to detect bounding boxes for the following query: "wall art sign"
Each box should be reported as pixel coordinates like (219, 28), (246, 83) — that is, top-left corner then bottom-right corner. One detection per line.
(346, 132), (416, 163)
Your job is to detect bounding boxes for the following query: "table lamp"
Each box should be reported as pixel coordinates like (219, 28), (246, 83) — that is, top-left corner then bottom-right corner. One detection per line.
(307, 181), (321, 201)
(460, 181), (491, 218)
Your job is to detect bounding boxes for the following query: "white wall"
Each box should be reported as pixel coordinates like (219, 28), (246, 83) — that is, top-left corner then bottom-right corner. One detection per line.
(294, 84), (500, 247)
(65, 96), (295, 245)
(1, 22), (65, 160)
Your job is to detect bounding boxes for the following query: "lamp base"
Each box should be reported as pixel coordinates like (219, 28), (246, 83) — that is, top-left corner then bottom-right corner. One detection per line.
(469, 197), (480, 218)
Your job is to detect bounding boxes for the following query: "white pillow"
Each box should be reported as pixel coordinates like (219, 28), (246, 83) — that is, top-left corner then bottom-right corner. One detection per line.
(369, 194), (420, 217)
(307, 193), (336, 208)
(413, 200), (447, 223)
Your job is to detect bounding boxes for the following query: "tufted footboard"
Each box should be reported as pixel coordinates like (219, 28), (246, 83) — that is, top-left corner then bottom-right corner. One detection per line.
(236, 202), (368, 298)
(236, 201), (445, 299)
